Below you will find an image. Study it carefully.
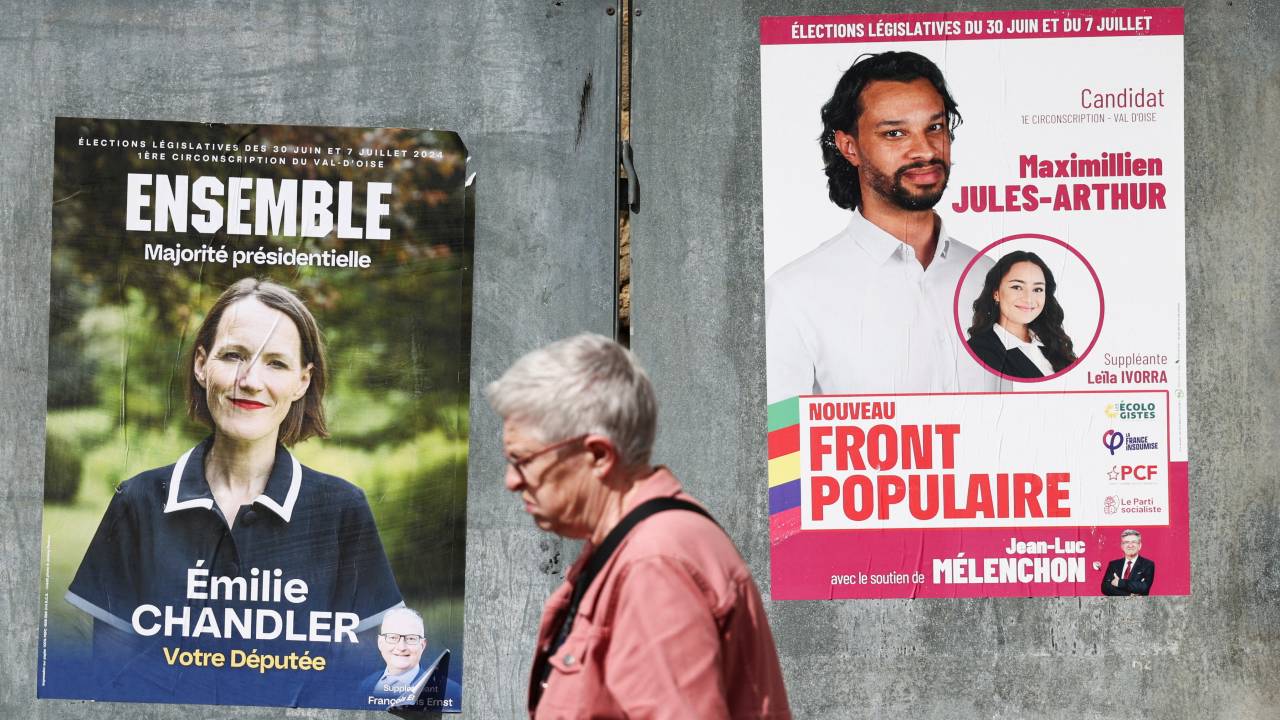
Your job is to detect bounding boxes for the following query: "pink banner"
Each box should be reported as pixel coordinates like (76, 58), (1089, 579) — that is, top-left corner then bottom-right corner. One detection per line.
(761, 7), (1184, 45)
(771, 462), (1188, 600)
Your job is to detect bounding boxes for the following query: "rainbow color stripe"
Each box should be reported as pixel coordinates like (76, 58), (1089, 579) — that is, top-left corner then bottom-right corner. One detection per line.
(767, 397), (803, 542)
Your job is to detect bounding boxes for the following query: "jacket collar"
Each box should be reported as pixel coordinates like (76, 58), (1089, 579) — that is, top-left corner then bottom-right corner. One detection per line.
(565, 467), (686, 618)
(163, 437), (302, 522)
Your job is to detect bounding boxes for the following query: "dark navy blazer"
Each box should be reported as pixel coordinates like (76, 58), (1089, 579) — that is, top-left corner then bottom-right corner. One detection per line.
(66, 437), (402, 705)
(967, 327), (1048, 379)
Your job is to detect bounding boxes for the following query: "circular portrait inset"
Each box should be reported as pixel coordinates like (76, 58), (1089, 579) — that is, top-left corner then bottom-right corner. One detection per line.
(954, 234), (1103, 382)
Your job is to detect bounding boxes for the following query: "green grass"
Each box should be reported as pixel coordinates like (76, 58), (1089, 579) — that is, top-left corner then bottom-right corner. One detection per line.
(45, 407), (114, 446)
(40, 460), (114, 644)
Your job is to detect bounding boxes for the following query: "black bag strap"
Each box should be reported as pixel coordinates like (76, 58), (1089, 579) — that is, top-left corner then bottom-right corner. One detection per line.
(530, 497), (718, 709)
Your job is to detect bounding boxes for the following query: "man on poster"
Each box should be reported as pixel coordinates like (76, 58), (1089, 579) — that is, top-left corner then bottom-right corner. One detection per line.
(1101, 529), (1156, 596)
(766, 51), (994, 403)
(363, 607), (460, 710)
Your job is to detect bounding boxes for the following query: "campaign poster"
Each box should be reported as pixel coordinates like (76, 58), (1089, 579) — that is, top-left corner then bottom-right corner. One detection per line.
(761, 9), (1187, 599)
(38, 118), (470, 711)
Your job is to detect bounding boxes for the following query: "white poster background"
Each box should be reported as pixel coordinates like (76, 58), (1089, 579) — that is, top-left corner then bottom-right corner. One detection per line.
(761, 34), (1186, 461)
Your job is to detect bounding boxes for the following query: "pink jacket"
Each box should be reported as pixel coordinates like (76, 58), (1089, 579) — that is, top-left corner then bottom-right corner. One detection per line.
(529, 468), (791, 719)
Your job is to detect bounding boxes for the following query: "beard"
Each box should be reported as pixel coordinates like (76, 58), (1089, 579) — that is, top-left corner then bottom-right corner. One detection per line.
(861, 160), (950, 211)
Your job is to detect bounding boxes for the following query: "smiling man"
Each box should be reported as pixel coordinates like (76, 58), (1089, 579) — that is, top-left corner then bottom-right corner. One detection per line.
(766, 51), (995, 403)
(1101, 529), (1156, 596)
(363, 607), (460, 709)
(369, 608), (428, 697)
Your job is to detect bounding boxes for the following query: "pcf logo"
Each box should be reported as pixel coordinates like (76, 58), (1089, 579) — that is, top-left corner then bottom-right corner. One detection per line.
(1109, 464), (1160, 481)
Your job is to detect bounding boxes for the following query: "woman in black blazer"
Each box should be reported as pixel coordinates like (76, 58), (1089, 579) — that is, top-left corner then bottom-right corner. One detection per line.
(968, 251), (1076, 379)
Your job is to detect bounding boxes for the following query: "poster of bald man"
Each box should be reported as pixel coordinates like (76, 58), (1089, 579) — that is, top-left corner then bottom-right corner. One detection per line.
(37, 118), (469, 711)
(363, 607), (460, 710)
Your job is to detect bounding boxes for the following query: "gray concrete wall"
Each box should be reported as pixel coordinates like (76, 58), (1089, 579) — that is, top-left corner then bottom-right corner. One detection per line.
(628, 1), (1279, 719)
(2, 1), (1278, 719)
(0, 2), (618, 718)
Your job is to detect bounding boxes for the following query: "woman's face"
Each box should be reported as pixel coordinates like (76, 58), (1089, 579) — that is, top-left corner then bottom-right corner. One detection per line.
(993, 261), (1047, 329)
(194, 297), (312, 445)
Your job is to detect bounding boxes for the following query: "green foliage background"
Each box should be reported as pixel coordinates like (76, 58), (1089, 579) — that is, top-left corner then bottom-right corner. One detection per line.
(42, 119), (471, 659)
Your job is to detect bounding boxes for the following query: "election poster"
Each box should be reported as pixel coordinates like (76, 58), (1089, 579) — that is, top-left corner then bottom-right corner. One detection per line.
(761, 8), (1187, 599)
(38, 118), (470, 711)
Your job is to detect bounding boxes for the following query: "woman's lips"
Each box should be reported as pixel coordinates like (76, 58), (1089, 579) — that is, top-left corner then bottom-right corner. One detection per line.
(230, 398), (269, 410)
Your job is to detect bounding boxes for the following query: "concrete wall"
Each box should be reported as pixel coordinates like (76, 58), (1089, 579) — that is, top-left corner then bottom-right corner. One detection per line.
(2, 1), (1278, 718)
(0, 2), (618, 718)
(629, 1), (1279, 719)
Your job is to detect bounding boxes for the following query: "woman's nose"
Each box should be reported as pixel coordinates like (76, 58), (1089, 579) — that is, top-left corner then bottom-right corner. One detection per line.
(236, 360), (264, 389)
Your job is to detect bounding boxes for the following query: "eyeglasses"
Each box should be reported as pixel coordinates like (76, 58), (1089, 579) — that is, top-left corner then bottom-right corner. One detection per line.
(379, 633), (425, 646)
(505, 434), (588, 484)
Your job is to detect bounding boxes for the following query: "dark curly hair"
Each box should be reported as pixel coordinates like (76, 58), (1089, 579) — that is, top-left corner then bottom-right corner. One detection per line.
(819, 51), (962, 210)
(969, 251), (1076, 372)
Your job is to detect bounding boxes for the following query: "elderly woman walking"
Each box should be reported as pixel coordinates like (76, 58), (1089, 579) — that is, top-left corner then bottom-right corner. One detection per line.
(487, 333), (791, 719)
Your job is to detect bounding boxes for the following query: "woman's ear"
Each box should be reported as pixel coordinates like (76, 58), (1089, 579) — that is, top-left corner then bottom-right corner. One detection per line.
(193, 346), (209, 388)
(291, 362), (313, 402)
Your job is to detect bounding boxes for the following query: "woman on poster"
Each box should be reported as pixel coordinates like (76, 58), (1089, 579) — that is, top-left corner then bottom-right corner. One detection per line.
(65, 278), (402, 704)
(967, 251), (1077, 379)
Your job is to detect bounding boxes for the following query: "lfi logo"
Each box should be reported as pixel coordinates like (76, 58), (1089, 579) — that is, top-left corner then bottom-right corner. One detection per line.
(1103, 429), (1125, 455)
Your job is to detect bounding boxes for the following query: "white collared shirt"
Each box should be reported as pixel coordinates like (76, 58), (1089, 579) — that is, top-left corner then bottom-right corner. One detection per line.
(992, 324), (1056, 376)
(766, 211), (996, 403)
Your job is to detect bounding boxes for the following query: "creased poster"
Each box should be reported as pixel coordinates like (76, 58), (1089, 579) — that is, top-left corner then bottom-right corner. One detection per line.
(38, 118), (470, 711)
(761, 8), (1187, 599)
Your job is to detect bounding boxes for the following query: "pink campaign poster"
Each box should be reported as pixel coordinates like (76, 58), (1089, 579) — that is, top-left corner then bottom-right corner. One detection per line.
(761, 8), (1187, 599)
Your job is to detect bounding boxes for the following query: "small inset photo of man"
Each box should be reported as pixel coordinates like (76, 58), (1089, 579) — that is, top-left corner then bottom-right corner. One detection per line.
(1101, 529), (1155, 596)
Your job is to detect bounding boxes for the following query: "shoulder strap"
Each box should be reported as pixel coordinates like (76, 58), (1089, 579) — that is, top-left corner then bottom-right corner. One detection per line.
(573, 498), (716, 612)
(533, 497), (718, 704)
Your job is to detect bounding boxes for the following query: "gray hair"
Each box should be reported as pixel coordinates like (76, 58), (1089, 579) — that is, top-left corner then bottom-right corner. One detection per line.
(381, 606), (424, 633)
(486, 333), (657, 468)
(1120, 529), (1142, 541)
